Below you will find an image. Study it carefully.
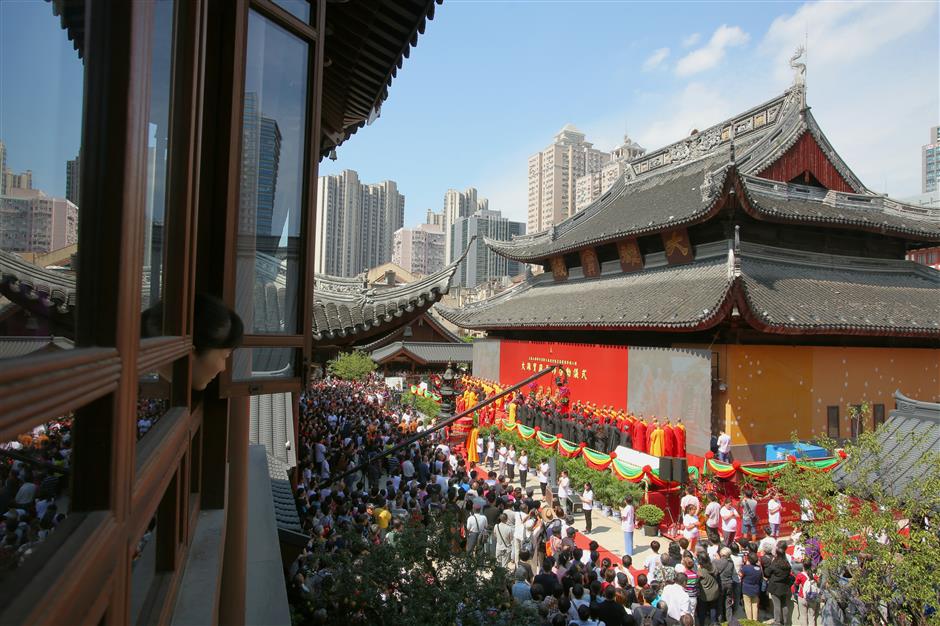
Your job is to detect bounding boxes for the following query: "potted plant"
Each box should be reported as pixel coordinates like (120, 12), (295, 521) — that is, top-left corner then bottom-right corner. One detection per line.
(636, 504), (664, 537)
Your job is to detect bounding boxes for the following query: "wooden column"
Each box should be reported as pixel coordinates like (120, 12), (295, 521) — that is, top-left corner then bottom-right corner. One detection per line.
(616, 239), (643, 273)
(579, 248), (601, 278)
(219, 395), (250, 626)
(549, 256), (568, 282)
(662, 228), (694, 265)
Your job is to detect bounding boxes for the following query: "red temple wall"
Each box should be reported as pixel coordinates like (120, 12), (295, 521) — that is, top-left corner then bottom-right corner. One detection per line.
(757, 132), (855, 192)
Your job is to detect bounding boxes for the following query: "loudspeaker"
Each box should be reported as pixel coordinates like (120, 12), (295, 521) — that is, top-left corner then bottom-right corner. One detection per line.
(658, 459), (674, 482)
(672, 457), (688, 485)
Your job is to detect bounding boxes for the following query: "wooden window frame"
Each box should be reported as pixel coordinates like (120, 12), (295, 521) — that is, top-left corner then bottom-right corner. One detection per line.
(0, 0), (211, 623)
(217, 0), (323, 397)
(873, 403), (886, 428)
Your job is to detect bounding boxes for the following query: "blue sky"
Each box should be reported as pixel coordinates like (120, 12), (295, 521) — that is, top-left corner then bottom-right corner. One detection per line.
(1, 1), (936, 230)
(321, 0), (939, 228)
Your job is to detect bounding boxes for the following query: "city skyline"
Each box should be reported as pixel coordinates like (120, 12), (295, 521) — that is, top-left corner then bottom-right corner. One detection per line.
(318, 1), (938, 228)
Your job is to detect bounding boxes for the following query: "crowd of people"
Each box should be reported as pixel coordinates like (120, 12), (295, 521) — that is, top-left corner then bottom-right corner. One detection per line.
(458, 376), (687, 458)
(0, 418), (70, 570)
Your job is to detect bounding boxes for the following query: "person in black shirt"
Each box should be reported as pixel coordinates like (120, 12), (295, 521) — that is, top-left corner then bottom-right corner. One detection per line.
(595, 585), (630, 626)
(533, 556), (561, 597)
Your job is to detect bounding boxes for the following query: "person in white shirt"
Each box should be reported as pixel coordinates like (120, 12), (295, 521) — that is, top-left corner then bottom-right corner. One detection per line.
(767, 491), (782, 537)
(580, 482), (594, 533)
(758, 526), (777, 555)
(505, 445), (516, 481)
(493, 513), (514, 568)
(681, 503), (700, 550)
(537, 460), (549, 495)
(660, 572), (694, 622)
(620, 494), (635, 556)
(800, 497), (815, 523)
(704, 492), (721, 544)
(680, 485), (700, 516)
(476, 434), (484, 462)
(717, 430), (732, 462)
(485, 438), (496, 469)
(466, 503), (488, 554)
(401, 458), (415, 479)
(497, 444), (508, 475)
(720, 499), (741, 545)
(557, 470), (571, 515)
(644, 540), (663, 583)
(517, 451), (529, 489)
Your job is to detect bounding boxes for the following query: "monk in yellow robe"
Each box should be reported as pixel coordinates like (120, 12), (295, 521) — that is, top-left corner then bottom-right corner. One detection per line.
(649, 421), (665, 456)
(466, 427), (479, 465)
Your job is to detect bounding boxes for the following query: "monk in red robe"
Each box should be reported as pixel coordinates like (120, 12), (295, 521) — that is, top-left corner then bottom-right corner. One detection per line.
(634, 418), (647, 454)
(646, 418), (657, 452)
(663, 419), (677, 457)
(675, 419), (687, 457)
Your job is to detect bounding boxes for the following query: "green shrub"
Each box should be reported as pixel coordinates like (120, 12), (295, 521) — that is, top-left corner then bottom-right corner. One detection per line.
(327, 350), (377, 381)
(401, 391), (441, 418)
(636, 504), (664, 526)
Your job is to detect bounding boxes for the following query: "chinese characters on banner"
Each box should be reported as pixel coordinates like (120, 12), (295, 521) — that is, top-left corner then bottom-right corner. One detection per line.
(498, 339), (629, 409)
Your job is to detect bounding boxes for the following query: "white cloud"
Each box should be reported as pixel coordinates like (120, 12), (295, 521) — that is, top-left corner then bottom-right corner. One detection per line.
(682, 33), (701, 47)
(633, 82), (736, 151)
(675, 25), (750, 76)
(760, 0), (937, 82)
(642, 47), (670, 72)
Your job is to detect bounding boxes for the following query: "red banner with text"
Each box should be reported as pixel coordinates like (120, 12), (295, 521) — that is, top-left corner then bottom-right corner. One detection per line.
(498, 340), (628, 409)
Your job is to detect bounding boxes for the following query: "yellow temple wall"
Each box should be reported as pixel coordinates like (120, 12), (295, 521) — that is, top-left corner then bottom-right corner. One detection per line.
(718, 345), (940, 446)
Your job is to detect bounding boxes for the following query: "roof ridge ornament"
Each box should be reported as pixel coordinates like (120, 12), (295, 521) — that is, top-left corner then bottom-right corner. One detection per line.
(789, 45), (807, 110)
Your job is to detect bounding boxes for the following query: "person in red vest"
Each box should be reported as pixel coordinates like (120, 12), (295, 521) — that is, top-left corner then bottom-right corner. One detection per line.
(663, 419), (677, 457)
(634, 417), (647, 454)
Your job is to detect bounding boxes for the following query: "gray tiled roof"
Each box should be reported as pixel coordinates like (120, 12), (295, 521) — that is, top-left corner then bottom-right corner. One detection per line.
(249, 392), (297, 468)
(0, 247), (464, 346)
(832, 392), (940, 503)
(486, 157), (733, 262)
(740, 175), (940, 240)
(266, 453), (303, 533)
(439, 242), (940, 337)
(0, 336), (73, 360)
(484, 85), (937, 263)
(370, 341), (473, 365)
(739, 248), (940, 335)
(438, 253), (734, 330)
(0, 249), (77, 312)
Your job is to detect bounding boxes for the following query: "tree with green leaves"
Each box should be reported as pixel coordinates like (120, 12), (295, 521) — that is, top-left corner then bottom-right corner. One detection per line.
(291, 510), (537, 625)
(326, 350), (377, 381)
(772, 430), (940, 625)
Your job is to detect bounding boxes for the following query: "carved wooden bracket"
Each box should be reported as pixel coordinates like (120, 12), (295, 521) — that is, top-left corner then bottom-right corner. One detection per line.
(549, 256), (568, 282)
(662, 228), (694, 265)
(616, 239), (643, 273)
(579, 248), (601, 278)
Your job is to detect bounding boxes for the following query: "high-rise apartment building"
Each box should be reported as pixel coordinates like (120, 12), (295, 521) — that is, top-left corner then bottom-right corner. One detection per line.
(450, 209), (525, 288)
(315, 169), (405, 276)
(442, 187), (487, 264)
(923, 125), (940, 193)
(425, 208), (445, 230)
(0, 141), (6, 196)
(527, 125), (609, 234)
(66, 153), (81, 206)
(575, 133), (646, 211)
(392, 223), (445, 276)
(240, 92), (283, 240)
(0, 188), (78, 254)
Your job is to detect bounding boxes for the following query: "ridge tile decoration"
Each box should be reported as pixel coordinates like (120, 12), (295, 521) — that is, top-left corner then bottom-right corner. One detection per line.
(616, 239), (643, 273)
(662, 229), (693, 265)
(579, 248), (601, 278)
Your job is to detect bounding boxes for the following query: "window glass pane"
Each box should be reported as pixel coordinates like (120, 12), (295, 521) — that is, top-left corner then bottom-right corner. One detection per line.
(231, 346), (295, 381)
(236, 11), (309, 336)
(0, 2), (83, 354)
(826, 406), (839, 439)
(0, 415), (72, 573)
(141, 0), (176, 325)
(137, 370), (172, 441)
(272, 0), (311, 23)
